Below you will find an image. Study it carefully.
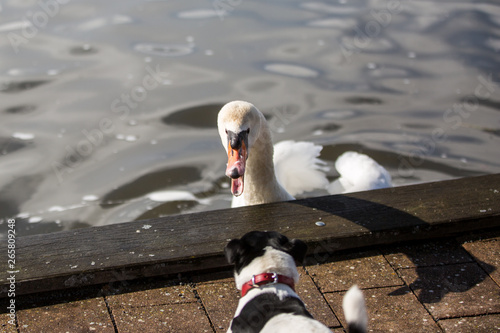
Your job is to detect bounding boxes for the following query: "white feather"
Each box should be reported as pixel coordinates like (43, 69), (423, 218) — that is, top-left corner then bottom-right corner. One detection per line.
(329, 151), (392, 194)
(274, 140), (329, 197)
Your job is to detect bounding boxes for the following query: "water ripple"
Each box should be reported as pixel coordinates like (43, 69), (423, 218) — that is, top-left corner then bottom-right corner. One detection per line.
(162, 104), (224, 129)
(134, 43), (194, 57)
(264, 63), (319, 78)
(0, 80), (50, 93)
(177, 9), (223, 19)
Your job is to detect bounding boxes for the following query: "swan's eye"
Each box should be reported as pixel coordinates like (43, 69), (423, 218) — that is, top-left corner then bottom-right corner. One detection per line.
(246, 128), (250, 135)
(225, 129), (228, 134)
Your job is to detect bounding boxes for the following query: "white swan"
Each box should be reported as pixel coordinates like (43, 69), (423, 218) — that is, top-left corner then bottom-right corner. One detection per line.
(217, 101), (392, 207)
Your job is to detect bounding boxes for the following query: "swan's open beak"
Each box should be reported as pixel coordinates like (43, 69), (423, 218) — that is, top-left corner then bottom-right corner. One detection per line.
(225, 130), (249, 197)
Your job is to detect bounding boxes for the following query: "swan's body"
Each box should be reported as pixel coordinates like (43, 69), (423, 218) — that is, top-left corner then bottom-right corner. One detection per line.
(273, 141), (329, 197)
(217, 101), (392, 207)
(329, 151), (392, 194)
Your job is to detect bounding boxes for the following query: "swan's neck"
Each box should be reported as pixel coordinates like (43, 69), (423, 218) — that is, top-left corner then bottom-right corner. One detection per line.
(247, 128), (276, 187)
(241, 124), (290, 205)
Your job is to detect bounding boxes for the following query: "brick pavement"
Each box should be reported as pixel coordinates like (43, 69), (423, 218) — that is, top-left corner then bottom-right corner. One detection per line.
(5, 229), (500, 332)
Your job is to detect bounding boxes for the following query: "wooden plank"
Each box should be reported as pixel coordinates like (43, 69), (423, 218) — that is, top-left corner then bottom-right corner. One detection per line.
(1, 174), (499, 297)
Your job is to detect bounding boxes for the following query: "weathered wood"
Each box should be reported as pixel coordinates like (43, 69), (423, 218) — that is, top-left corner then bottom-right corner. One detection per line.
(1, 174), (499, 297)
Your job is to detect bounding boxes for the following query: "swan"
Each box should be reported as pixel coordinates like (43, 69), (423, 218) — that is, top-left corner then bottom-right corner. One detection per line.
(217, 101), (392, 207)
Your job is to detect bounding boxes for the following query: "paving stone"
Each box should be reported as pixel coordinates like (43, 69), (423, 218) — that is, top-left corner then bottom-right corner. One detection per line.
(197, 281), (240, 332)
(330, 328), (346, 332)
(296, 269), (340, 328)
(383, 239), (473, 269)
(0, 313), (17, 333)
(106, 283), (195, 308)
(113, 302), (212, 332)
(398, 262), (500, 319)
(461, 236), (500, 285)
(439, 314), (500, 332)
(325, 286), (441, 332)
(306, 251), (402, 292)
(17, 297), (114, 333)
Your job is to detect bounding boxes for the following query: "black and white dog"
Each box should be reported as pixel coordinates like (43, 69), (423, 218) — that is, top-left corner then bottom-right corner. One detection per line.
(225, 231), (367, 333)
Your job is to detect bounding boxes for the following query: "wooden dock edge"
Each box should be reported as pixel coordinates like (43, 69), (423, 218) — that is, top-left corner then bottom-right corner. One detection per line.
(1, 174), (499, 297)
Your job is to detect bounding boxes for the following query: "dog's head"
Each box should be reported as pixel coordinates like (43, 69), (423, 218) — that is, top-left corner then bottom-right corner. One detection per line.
(224, 231), (307, 289)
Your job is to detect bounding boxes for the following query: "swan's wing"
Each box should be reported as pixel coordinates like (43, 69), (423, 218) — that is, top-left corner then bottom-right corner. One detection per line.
(328, 151), (392, 194)
(273, 140), (329, 197)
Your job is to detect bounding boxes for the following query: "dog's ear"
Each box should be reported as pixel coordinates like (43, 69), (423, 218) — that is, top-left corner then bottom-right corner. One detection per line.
(287, 239), (308, 264)
(268, 232), (308, 264)
(224, 239), (242, 265)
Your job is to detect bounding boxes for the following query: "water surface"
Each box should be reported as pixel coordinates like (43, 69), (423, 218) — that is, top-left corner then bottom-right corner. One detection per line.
(1, 0), (499, 236)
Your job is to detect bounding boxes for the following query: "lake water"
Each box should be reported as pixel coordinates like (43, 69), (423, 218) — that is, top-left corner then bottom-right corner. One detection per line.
(1, 0), (499, 236)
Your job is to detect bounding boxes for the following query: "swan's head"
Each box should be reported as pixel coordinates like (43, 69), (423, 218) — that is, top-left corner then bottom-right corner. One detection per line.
(217, 101), (263, 197)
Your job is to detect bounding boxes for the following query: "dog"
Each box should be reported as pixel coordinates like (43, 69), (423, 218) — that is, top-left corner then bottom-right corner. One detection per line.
(224, 231), (367, 333)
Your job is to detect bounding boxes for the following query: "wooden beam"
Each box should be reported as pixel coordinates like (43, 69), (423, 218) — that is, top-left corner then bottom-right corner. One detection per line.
(1, 174), (499, 297)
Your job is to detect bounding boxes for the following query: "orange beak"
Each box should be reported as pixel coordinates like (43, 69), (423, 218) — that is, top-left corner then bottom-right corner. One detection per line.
(226, 139), (248, 197)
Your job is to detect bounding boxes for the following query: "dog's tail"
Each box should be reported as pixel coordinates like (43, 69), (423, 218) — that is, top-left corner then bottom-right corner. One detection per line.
(342, 285), (368, 333)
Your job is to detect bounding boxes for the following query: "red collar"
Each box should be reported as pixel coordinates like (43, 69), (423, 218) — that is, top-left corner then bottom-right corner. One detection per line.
(241, 272), (295, 297)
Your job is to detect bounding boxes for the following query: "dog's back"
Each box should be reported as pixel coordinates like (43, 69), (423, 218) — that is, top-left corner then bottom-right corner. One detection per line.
(230, 291), (330, 333)
(225, 231), (368, 333)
